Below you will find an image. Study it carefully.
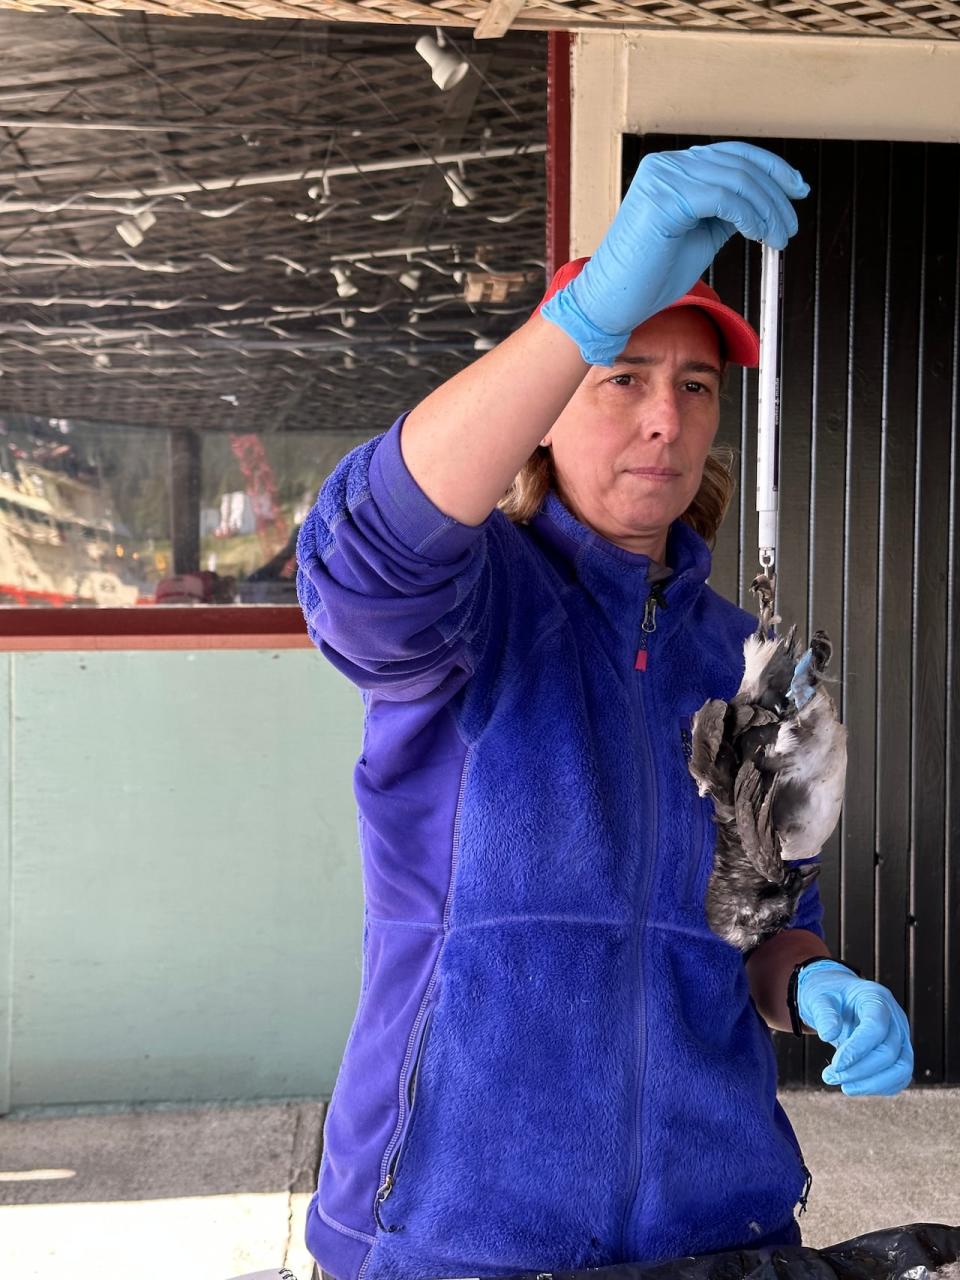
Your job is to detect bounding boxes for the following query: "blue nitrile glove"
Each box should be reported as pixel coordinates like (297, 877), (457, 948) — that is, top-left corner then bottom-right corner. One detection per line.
(541, 141), (810, 364)
(797, 960), (914, 1097)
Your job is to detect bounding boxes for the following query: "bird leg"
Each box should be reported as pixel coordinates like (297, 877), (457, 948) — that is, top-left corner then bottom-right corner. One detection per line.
(750, 566), (779, 637)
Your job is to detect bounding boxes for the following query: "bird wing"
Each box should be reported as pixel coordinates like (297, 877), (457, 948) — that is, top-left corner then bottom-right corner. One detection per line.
(733, 761), (782, 882)
(688, 699), (730, 801)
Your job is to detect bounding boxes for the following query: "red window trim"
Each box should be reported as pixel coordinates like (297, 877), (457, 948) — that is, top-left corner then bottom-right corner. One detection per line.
(547, 31), (572, 279)
(0, 605), (313, 652)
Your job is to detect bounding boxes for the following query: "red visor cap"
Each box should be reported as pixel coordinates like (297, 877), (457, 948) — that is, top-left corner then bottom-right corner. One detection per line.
(538, 256), (760, 368)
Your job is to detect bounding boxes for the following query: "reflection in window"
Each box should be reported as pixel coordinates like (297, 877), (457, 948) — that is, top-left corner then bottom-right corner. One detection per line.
(0, 417), (369, 607)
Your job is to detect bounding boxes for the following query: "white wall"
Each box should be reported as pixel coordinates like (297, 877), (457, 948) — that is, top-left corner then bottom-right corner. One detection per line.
(570, 28), (960, 254)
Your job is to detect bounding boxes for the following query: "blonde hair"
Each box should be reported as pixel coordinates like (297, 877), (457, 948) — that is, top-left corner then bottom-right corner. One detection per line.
(497, 442), (737, 548)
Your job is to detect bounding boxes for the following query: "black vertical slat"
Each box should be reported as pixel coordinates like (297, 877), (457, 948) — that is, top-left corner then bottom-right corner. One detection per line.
(769, 136), (819, 1086)
(711, 230), (750, 608)
(911, 142), (957, 1084)
(946, 156), (960, 1085)
(804, 140), (854, 1086)
(840, 142), (887, 983)
(776, 137), (818, 712)
(876, 143), (924, 1017)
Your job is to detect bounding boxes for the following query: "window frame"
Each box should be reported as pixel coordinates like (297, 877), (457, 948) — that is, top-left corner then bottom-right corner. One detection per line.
(1, 605), (312, 652)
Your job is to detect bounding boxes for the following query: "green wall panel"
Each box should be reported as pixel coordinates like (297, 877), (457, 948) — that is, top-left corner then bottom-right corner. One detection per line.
(7, 648), (364, 1108)
(1, 652), (11, 1112)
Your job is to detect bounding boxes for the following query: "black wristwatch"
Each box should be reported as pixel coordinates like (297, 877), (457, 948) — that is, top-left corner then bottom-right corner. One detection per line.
(786, 956), (862, 1037)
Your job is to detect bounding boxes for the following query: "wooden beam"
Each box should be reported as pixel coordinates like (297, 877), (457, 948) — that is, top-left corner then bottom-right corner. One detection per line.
(474, 0), (526, 38)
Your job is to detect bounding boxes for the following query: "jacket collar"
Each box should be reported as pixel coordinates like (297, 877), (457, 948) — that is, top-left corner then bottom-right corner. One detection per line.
(528, 491), (713, 625)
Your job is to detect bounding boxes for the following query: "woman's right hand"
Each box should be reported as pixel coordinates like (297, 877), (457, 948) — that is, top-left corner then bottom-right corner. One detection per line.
(540, 141), (810, 365)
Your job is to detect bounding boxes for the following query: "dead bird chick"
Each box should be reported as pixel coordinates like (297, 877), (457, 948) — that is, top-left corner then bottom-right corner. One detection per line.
(687, 610), (847, 951)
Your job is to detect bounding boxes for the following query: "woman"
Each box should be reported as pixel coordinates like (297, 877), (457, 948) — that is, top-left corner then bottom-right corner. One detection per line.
(297, 141), (913, 1280)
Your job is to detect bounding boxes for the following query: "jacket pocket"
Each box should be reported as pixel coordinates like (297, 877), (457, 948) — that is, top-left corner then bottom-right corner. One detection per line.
(373, 1006), (434, 1233)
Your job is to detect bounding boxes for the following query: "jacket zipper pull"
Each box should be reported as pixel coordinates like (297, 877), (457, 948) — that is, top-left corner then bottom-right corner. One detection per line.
(635, 585), (665, 672)
(374, 1173), (401, 1232)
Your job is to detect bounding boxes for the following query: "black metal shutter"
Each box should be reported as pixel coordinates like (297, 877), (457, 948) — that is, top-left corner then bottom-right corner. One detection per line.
(622, 135), (960, 1086)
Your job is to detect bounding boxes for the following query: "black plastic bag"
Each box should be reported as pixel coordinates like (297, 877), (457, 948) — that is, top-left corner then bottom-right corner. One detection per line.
(476, 1224), (960, 1280)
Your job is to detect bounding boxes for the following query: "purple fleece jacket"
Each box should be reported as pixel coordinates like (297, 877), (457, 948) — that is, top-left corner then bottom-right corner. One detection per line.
(296, 415), (824, 1280)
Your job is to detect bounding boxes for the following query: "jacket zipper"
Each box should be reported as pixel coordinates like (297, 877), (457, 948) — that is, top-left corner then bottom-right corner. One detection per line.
(373, 1009), (433, 1232)
(363, 752), (470, 1264)
(634, 584), (666, 671)
(621, 586), (662, 1251)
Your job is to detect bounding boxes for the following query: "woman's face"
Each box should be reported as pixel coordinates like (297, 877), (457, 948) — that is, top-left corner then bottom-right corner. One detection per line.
(543, 307), (724, 559)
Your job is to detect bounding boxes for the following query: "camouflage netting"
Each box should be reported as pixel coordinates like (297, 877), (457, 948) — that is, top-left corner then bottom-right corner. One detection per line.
(0, 13), (547, 436)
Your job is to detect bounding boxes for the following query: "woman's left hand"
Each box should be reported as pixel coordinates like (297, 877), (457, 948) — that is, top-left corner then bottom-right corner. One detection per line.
(796, 960), (914, 1096)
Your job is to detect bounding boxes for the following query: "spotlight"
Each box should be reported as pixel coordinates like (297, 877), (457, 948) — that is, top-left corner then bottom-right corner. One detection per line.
(115, 210), (156, 248)
(308, 176), (333, 202)
(444, 168), (474, 208)
(331, 266), (358, 299)
(415, 32), (469, 92)
(473, 336), (497, 352)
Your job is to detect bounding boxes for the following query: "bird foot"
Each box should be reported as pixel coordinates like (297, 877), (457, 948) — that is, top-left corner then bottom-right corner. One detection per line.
(750, 569), (779, 636)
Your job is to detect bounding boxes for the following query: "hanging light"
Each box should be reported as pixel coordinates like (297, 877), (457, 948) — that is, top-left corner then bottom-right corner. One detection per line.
(444, 166), (474, 209)
(398, 269), (422, 292)
(331, 266), (358, 299)
(115, 210), (156, 248)
(308, 176), (333, 202)
(415, 31), (469, 92)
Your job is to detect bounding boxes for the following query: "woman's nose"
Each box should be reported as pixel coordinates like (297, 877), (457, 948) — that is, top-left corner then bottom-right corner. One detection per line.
(639, 389), (683, 442)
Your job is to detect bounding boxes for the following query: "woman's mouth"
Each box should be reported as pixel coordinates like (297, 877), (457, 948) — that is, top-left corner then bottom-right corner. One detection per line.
(625, 467), (681, 479)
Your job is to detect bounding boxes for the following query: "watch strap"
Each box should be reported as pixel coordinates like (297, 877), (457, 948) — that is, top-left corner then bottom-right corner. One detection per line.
(786, 956), (862, 1037)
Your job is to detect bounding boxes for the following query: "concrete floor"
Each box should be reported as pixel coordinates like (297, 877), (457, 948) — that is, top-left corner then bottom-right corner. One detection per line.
(0, 1091), (957, 1280)
(780, 1089), (960, 1249)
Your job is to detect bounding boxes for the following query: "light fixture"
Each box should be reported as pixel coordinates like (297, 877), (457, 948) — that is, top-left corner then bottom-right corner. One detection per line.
(115, 210), (156, 248)
(415, 31), (469, 92)
(308, 176), (333, 203)
(398, 269), (422, 292)
(444, 167), (474, 209)
(473, 336), (497, 352)
(331, 266), (358, 299)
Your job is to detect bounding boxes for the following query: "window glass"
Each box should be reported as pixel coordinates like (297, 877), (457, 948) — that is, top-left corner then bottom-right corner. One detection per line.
(0, 417), (369, 607)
